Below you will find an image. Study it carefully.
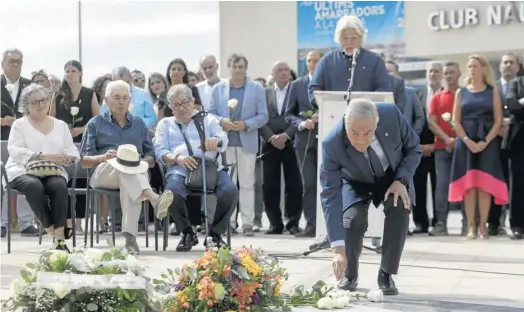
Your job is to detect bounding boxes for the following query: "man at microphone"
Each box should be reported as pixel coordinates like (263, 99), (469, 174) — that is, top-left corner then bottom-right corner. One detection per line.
(320, 98), (421, 295)
(308, 15), (392, 109)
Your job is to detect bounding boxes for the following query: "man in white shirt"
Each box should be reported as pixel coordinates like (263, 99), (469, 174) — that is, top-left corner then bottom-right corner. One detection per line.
(1, 48), (39, 237)
(196, 55), (226, 110)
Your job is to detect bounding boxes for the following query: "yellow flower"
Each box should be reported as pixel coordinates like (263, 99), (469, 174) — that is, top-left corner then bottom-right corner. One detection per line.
(274, 282), (281, 297)
(240, 255), (262, 277)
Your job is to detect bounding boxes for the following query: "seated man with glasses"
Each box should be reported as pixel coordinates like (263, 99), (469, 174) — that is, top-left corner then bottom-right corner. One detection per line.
(155, 84), (238, 252)
(80, 80), (173, 253)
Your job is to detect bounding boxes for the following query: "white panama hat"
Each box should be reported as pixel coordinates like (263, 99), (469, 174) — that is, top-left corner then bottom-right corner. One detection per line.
(106, 144), (149, 174)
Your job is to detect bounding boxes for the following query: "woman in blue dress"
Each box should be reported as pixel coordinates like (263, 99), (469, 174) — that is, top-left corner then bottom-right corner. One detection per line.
(449, 54), (509, 239)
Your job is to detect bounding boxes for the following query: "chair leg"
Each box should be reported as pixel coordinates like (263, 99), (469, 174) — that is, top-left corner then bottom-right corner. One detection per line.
(38, 222), (43, 245)
(144, 202), (149, 248)
(163, 217), (168, 251)
(95, 198), (100, 244)
(7, 191), (12, 254)
(71, 194), (77, 248)
(89, 193), (95, 248)
(227, 223), (231, 248)
(110, 196), (116, 247)
(84, 192), (91, 248)
(154, 216), (158, 252)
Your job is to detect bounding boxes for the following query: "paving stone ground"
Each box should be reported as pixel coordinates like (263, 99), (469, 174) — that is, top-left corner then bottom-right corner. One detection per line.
(1, 211), (524, 311)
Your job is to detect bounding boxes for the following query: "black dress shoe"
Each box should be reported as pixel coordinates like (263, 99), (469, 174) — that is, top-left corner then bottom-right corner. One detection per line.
(378, 270), (398, 295)
(412, 225), (428, 234)
(287, 226), (302, 235)
(511, 230), (523, 240)
(265, 225), (284, 235)
(337, 277), (358, 291)
(176, 232), (199, 252)
(296, 226), (315, 238)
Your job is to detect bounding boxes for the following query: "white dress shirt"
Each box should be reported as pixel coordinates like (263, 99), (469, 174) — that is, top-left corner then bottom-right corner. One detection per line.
(5, 117), (80, 182)
(3, 73), (20, 103)
(196, 78), (227, 110)
(275, 83), (289, 115)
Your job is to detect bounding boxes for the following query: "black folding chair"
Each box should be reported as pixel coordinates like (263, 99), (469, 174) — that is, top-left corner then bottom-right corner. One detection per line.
(159, 154), (236, 251)
(83, 167), (159, 250)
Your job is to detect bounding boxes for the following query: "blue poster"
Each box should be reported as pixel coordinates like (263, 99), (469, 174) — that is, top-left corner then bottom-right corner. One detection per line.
(297, 1), (404, 76)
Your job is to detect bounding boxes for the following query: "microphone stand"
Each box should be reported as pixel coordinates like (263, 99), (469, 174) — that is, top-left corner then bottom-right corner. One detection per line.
(344, 52), (358, 106)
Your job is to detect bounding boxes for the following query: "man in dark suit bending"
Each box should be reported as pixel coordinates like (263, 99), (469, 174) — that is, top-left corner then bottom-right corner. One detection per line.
(320, 98), (421, 295)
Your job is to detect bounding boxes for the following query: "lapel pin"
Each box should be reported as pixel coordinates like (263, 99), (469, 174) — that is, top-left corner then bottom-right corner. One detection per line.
(385, 132), (388, 137)
(362, 66), (366, 69)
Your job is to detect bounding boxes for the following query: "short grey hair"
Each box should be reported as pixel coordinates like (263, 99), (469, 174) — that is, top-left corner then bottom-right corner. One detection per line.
(334, 15), (366, 44)
(112, 66), (131, 80)
(427, 61), (443, 72)
(2, 48), (23, 65)
(167, 84), (193, 104)
(105, 80), (131, 97)
(18, 83), (48, 115)
(344, 98), (379, 124)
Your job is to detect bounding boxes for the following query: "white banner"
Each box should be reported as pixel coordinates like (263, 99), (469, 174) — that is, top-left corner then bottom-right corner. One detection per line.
(36, 272), (146, 290)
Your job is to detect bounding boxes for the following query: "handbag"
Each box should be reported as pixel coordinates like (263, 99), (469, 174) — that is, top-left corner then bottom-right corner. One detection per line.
(177, 123), (219, 193)
(26, 160), (61, 177)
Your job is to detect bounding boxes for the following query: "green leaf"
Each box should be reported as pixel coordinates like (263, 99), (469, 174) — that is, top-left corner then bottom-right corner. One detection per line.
(312, 280), (326, 290)
(152, 279), (164, 285)
(167, 268), (174, 276)
(87, 303), (98, 311)
(213, 283), (226, 300)
(282, 305), (292, 312)
(160, 273), (168, 279)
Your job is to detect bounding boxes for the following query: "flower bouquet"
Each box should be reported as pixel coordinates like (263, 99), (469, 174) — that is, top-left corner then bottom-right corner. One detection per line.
(2, 248), (162, 312)
(70, 105), (83, 127)
(227, 99), (238, 121)
(155, 247), (290, 312)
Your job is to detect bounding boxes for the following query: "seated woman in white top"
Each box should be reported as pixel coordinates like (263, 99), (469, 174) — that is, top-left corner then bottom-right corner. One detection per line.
(5, 83), (80, 252)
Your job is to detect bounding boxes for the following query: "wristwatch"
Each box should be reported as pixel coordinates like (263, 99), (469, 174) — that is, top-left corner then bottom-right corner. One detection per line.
(395, 178), (409, 188)
(462, 136), (470, 142)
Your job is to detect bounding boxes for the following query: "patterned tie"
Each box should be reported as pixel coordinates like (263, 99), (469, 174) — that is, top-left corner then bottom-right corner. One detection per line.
(367, 146), (385, 178)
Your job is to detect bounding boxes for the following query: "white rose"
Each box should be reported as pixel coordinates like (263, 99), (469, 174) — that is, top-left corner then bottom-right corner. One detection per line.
(227, 99), (238, 109)
(125, 254), (142, 270)
(70, 106), (80, 116)
(317, 297), (335, 309)
(366, 289), (384, 302)
(441, 112), (451, 122)
(10, 278), (26, 298)
(48, 250), (69, 265)
(52, 283), (71, 299)
(334, 297), (348, 308)
(85, 248), (105, 262)
(5, 84), (15, 92)
(69, 254), (89, 272)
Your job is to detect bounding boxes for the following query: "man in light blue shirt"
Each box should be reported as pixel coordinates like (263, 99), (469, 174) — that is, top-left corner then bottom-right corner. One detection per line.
(155, 84), (238, 252)
(100, 66), (157, 129)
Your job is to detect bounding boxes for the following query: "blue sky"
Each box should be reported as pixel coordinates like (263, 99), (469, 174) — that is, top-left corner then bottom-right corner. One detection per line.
(0, 1), (219, 85)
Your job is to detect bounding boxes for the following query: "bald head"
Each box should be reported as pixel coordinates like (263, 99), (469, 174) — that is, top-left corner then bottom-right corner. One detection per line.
(199, 55), (219, 81)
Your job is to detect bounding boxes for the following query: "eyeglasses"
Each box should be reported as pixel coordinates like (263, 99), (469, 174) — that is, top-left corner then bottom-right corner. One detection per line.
(29, 97), (49, 106)
(169, 99), (191, 110)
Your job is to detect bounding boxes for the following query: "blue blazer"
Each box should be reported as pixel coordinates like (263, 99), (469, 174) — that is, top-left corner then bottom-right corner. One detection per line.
(403, 87), (425, 135)
(208, 79), (269, 154)
(285, 75), (317, 149)
(390, 74), (406, 112)
(319, 103), (421, 244)
(308, 48), (391, 108)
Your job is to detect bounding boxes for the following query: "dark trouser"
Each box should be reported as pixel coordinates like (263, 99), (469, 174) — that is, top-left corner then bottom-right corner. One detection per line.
(9, 174), (68, 229)
(489, 148), (509, 230)
(295, 147), (317, 229)
(510, 129), (524, 231)
(166, 171), (238, 235)
(412, 154), (436, 229)
(344, 195), (410, 279)
(254, 157), (263, 225)
(262, 144), (303, 228)
(434, 150), (462, 223)
(67, 178), (86, 219)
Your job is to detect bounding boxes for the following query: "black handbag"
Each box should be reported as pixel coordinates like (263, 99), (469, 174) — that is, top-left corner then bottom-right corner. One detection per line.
(177, 123), (219, 193)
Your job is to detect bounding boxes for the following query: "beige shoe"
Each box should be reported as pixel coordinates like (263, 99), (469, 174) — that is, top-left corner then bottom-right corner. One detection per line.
(153, 190), (173, 219)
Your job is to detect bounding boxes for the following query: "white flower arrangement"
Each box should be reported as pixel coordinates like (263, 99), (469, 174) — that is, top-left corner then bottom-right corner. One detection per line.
(70, 101), (83, 127)
(441, 112), (451, 122)
(2, 248), (163, 312)
(5, 83), (15, 92)
(316, 288), (384, 309)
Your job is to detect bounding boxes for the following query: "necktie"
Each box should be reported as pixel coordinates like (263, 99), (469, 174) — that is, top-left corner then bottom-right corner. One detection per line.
(367, 146), (385, 178)
(503, 83), (508, 97)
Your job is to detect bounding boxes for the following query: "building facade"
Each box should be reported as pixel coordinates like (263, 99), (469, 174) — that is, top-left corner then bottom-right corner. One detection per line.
(219, 1), (524, 79)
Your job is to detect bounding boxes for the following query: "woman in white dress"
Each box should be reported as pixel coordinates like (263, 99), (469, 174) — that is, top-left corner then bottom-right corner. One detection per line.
(5, 83), (80, 252)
